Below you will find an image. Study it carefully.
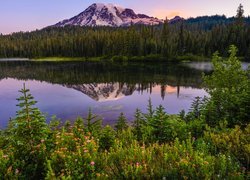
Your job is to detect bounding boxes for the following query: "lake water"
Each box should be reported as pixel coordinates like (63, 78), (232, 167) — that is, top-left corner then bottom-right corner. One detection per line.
(0, 61), (209, 127)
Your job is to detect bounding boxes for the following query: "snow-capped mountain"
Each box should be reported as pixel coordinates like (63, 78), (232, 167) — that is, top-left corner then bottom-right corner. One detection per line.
(66, 83), (137, 102)
(66, 83), (180, 102)
(53, 3), (164, 27)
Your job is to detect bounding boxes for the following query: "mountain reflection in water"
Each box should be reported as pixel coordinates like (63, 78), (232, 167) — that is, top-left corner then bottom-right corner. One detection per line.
(0, 61), (208, 127)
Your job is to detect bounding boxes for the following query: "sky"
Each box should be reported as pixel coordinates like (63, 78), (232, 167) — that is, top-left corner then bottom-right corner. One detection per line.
(0, 0), (249, 34)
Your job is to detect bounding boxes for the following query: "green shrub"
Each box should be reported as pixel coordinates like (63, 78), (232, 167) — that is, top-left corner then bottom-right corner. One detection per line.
(47, 127), (99, 179)
(203, 45), (250, 127)
(111, 55), (128, 62)
(205, 124), (250, 170)
(99, 125), (116, 151)
(99, 135), (244, 179)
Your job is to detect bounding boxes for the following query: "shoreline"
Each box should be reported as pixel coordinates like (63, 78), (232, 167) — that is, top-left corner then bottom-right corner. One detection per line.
(0, 54), (211, 62)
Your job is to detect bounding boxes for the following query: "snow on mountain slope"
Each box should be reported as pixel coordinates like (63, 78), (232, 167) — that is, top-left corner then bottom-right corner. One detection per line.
(53, 3), (164, 27)
(66, 83), (137, 102)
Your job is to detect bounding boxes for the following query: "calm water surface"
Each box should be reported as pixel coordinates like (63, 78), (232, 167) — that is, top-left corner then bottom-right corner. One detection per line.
(0, 61), (208, 127)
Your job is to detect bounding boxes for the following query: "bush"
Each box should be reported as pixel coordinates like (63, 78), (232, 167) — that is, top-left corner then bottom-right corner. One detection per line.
(99, 125), (116, 151)
(205, 124), (250, 170)
(203, 45), (250, 127)
(99, 135), (244, 179)
(47, 127), (99, 179)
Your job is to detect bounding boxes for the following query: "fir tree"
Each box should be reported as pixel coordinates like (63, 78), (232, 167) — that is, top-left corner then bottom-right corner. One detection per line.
(84, 108), (102, 137)
(132, 109), (145, 141)
(8, 84), (49, 178)
(115, 113), (128, 132)
(149, 105), (169, 142)
(236, 3), (244, 26)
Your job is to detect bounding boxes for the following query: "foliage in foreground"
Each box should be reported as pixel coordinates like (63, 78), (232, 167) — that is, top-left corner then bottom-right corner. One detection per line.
(0, 45), (249, 179)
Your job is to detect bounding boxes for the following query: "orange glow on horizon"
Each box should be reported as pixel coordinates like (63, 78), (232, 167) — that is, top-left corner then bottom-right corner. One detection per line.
(152, 9), (190, 19)
(165, 86), (177, 93)
(152, 85), (177, 94)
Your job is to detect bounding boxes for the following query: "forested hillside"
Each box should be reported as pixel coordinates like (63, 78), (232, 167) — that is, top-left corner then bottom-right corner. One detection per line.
(0, 7), (250, 60)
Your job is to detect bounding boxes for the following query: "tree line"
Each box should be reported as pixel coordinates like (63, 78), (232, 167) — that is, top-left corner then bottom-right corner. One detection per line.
(0, 4), (250, 60)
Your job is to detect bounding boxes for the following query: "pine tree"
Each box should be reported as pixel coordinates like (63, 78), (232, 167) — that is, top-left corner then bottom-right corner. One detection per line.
(84, 108), (102, 137)
(8, 84), (49, 178)
(178, 22), (185, 55)
(149, 105), (169, 142)
(161, 18), (170, 57)
(115, 113), (128, 132)
(187, 96), (204, 120)
(132, 109), (145, 141)
(236, 3), (244, 26)
(146, 98), (154, 119)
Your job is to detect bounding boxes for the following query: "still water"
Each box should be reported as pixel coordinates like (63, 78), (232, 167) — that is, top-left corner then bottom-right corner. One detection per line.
(0, 61), (208, 127)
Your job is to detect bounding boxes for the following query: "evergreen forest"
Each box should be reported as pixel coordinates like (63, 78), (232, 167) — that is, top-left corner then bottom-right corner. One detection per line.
(0, 5), (250, 61)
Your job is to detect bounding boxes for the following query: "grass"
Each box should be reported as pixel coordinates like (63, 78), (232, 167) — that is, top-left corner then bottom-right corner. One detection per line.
(33, 57), (88, 62)
(33, 54), (214, 63)
(175, 54), (211, 62)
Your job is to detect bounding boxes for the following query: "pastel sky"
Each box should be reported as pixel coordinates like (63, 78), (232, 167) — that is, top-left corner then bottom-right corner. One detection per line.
(0, 0), (249, 34)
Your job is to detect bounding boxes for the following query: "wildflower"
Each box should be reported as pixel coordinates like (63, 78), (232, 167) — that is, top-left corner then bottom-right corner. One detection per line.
(90, 161), (95, 166)
(84, 149), (89, 153)
(41, 139), (45, 143)
(15, 169), (19, 174)
(241, 167), (246, 171)
(87, 140), (91, 143)
(136, 162), (140, 167)
(2, 155), (8, 158)
(204, 161), (209, 165)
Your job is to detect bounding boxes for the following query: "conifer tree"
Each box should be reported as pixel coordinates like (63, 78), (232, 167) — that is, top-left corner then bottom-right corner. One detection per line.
(8, 84), (49, 178)
(236, 3), (244, 26)
(132, 109), (145, 141)
(99, 125), (116, 150)
(84, 108), (102, 137)
(115, 113), (128, 132)
(149, 105), (169, 142)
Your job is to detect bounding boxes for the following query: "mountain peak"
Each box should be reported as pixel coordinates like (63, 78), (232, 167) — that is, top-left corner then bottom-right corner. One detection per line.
(53, 3), (164, 27)
(169, 16), (184, 23)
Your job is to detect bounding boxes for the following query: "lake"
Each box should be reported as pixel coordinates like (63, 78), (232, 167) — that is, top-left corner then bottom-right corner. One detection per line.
(0, 61), (209, 127)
